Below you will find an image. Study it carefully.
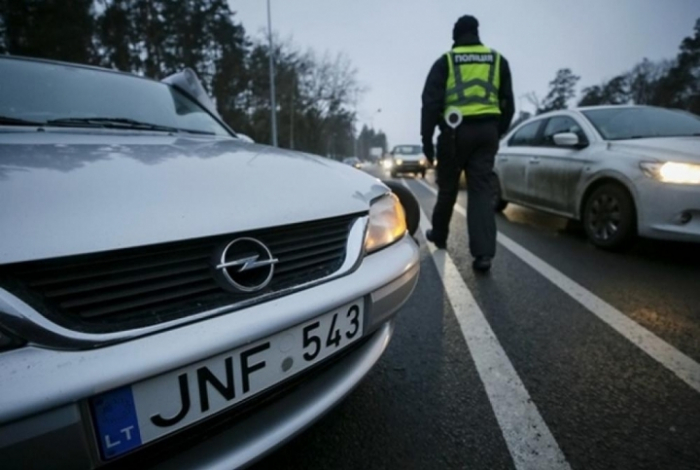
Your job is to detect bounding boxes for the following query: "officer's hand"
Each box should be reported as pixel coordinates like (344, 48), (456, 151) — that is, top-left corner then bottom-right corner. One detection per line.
(422, 141), (435, 164)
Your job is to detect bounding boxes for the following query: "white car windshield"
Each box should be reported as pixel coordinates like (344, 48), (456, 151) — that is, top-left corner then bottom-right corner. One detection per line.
(393, 145), (422, 155)
(0, 58), (232, 136)
(582, 107), (700, 140)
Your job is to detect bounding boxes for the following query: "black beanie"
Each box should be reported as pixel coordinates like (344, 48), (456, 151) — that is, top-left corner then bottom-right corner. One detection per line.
(453, 15), (479, 41)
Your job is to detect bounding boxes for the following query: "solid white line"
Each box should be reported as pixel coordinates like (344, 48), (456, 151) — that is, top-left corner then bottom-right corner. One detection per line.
(412, 177), (700, 393)
(400, 179), (571, 470)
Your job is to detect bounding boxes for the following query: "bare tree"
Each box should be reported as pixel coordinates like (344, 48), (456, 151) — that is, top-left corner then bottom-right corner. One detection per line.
(524, 91), (542, 114)
(627, 58), (673, 105)
(540, 68), (580, 113)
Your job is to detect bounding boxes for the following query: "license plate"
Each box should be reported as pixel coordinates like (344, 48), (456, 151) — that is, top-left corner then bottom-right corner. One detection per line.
(91, 300), (364, 460)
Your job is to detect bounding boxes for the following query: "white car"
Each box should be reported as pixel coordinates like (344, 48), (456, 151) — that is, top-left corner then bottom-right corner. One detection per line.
(0, 56), (420, 469)
(494, 105), (700, 249)
(389, 145), (429, 178)
(342, 156), (362, 169)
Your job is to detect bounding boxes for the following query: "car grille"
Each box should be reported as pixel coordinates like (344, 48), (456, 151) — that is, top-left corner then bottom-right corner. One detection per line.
(397, 161), (422, 167)
(1, 214), (360, 332)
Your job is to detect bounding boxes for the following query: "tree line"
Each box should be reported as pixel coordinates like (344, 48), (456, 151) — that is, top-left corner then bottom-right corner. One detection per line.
(0, 0), (386, 159)
(520, 18), (699, 121)
(357, 125), (388, 161)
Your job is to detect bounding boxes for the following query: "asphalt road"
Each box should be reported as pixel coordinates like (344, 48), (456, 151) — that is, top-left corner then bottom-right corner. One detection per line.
(253, 164), (700, 470)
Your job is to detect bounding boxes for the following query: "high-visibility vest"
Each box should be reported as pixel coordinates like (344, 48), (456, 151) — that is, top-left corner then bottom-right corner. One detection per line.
(444, 45), (501, 120)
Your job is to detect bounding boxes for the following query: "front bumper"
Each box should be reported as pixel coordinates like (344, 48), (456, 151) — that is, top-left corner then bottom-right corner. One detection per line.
(392, 162), (425, 173)
(0, 235), (420, 469)
(636, 179), (700, 242)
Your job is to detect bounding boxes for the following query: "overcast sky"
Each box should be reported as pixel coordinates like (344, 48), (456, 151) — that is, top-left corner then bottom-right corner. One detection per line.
(230, 0), (699, 148)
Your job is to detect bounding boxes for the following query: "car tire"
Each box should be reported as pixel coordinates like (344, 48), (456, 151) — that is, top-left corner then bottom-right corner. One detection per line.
(390, 170), (398, 178)
(420, 170), (426, 179)
(583, 183), (636, 250)
(381, 180), (420, 236)
(491, 174), (508, 212)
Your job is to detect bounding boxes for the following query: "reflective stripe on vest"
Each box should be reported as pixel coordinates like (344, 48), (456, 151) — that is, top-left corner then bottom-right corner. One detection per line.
(445, 45), (501, 119)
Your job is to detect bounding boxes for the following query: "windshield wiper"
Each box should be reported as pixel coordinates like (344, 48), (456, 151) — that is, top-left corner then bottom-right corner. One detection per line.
(46, 117), (215, 135)
(47, 117), (178, 132)
(2, 116), (215, 136)
(0, 115), (45, 126)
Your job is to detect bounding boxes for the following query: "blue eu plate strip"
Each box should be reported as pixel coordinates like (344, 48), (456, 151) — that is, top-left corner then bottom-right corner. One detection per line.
(91, 386), (143, 459)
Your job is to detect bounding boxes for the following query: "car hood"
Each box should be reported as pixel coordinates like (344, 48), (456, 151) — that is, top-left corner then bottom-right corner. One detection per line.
(610, 137), (700, 163)
(0, 130), (387, 264)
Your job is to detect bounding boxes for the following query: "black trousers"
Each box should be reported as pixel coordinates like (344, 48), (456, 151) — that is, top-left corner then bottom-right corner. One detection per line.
(431, 120), (499, 258)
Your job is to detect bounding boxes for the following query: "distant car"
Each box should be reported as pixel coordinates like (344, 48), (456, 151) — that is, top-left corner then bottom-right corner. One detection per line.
(342, 156), (362, 169)
(389, 145), (429, 178)
(494, 105), (700, 249)
(0, 56), (420, 469)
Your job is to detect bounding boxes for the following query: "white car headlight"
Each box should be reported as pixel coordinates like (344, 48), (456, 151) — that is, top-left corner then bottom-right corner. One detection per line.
(364, 194), (407, 253)
(640, 162), (700, 185)
(395, 159), (403, 165)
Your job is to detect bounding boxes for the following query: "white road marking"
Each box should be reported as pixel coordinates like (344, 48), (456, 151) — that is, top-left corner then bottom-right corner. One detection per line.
(414, 178), (467, 217)
(412, 177), (700, 393)
(400, 179), (571, 470)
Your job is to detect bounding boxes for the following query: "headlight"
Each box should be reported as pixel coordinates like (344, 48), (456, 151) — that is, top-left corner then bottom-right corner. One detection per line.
(395, 159), (403, 165)
(382, 159), (393, 169)
(640, 162), (700, 185)
(419, 159), (427, 166)
(364, 194), (407, 253)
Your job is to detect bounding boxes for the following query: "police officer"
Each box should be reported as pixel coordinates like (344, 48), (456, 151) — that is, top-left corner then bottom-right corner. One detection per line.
(422, 14), (515, 272)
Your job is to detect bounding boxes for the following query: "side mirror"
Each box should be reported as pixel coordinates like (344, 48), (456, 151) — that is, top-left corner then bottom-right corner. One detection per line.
(162, 69), (220, 118)
(237, 133), (255, 144)
(553, 132), (581, 148)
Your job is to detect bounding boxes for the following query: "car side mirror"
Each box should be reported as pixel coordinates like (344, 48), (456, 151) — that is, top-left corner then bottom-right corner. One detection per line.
(553, 132), (582, 148)
(237, 133), (255, 143)
(162, 69), (221, 119)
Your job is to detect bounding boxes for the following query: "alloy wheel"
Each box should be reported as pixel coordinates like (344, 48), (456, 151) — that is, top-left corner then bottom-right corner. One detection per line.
(587, 193), (622, 241)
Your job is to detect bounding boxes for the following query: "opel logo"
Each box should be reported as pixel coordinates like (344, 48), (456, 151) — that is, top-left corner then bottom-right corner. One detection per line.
(213, 238), (279, 293)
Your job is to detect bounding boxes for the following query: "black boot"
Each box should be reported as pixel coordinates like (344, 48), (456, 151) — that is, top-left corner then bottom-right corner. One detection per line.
(425, 229), (447, 249)
(472, 256), (492, 272)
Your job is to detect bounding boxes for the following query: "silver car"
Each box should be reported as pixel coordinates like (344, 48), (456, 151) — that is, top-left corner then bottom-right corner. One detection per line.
(0, 56), (420, 469)
(494, 105), (700, 249)
(389, 145), (429, 179)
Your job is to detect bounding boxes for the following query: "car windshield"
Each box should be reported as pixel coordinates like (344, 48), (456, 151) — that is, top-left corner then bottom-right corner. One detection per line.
(0, 58), (232, 136)
(582, 107), (700, 140)
(393, 145), (422, 155)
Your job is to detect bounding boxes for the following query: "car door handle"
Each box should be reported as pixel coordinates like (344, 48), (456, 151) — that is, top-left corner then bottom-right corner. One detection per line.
(498, 157), (509, 163)
(529, 158), (540, 165)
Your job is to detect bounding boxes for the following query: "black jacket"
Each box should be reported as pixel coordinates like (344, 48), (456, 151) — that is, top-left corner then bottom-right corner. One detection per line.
(421, 33), (515, 144)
